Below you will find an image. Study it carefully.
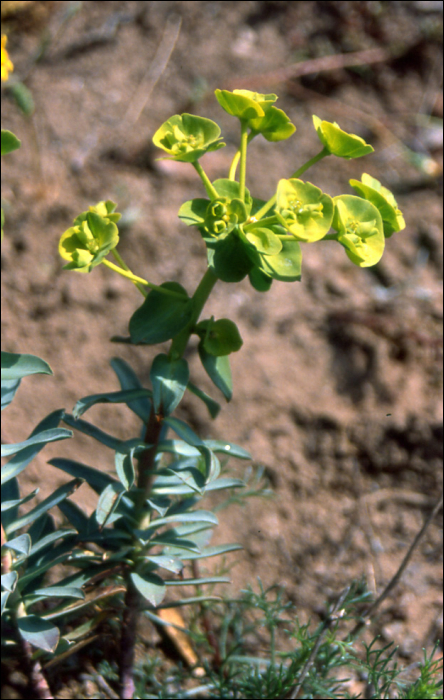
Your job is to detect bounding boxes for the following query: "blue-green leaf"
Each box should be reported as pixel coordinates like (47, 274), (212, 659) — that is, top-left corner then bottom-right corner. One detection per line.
(186, 381), (221, 419)
(198, 344), (232, 401)
(110, 357), (151, 422)
(204, 441), (251, 459)
(72, 389), (152, 420)
(163, 416), (205, 447)
(17, 615), (59, 652)
(2, 571), (18, 593)
(165, 576), (230, 586)
(3, 533), (31, 556)
(30, 586), (84, 601)
(151, 354), (189, 416)
(95, 482), (126, 528)
(49, 458), (115, 494)
(129, 282), (193, 344)
(1, 378), (21, 411)
(180, 543), (243, 559)
(115, 450), (135, 491)
(130, 572), (166, 607)
(144, 555), (184, 574)
(2, 489), (39, 512)
(62, 413), (125, 451)
(5, 479), (83, 535)
(1, 427), (72, 459)
(1, 351), (52, 380)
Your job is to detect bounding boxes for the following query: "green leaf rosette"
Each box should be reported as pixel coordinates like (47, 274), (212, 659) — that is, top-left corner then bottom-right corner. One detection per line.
(215, 89), (295, 142)
(152, 113), (224, 163)
(349, 173), (405, 238)
(275, 178), (334, 242)
(59, 201), (121, 273)
(313, 115), (374, 159)
(332, 195), (384, 267)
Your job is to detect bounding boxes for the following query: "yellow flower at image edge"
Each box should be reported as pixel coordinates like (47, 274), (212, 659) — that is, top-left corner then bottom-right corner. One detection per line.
(332, 195), (384, 267)
(1, 35), (14, 81)
(59, 212), (119, 273)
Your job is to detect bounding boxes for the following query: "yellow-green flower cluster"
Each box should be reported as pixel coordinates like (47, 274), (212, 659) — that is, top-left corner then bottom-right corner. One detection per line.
(59, 201), (120, 273)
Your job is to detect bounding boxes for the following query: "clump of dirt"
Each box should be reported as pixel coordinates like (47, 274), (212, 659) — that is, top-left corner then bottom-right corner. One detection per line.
(1, 1), (442, 695)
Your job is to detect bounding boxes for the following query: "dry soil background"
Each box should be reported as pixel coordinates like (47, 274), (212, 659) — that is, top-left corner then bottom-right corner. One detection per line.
(1, 0), (443, 691)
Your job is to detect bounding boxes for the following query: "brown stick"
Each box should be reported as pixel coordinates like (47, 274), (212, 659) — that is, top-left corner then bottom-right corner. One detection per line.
(222, 47), (391, 91)
(348, 488), (443, 640)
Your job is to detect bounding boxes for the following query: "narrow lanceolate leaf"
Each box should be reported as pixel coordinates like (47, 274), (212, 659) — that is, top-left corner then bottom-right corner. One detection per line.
(187, 381), (221, 419)
(205, 477), (245, 492)
(62, 413), (126, 452)
(1, 377), (21, 411)
(204, 440), (251, 459)
(165, 576), (230, 586)
(1, 489), (39, 512)
(1, 410), (69, 486)
(1, 351), (52, 380)
(95, 482), (126, 528)
(30, 586), (85, 601)
(115, 450), (135, 491)
(198, 345), (232, 401)
(144, 555), (184, 574)
(138, 510), (218, 534)
(1, 427), (72, 459)
(29, 529), (77, 557)
(180, 543), (243, 560)
(110, 357), (151, 422)
(17, 615), (60, 653)
(163, 416), (205, 447)
(130, 572), (166, 607)
(2, 533), (31, 556)
(2, 571), (18, 593)
(48, 458), (116, 494)
(151, 354), (189, 416)
(72, 388), (152, 420)
(5, 479), (83, 535)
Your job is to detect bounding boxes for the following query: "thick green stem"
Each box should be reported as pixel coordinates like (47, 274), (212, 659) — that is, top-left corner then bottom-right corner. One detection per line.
(193, 161), (219, 200)
(254, 148), (329, 221)
(239, 120), (249, 202)
(169, 267), (219, 361)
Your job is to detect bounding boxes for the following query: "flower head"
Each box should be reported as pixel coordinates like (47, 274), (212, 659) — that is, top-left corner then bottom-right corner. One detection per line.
(332, 195), (384, 267)
(153, 114), (224, 163)
(1, 35), (13, 82)
(349, 173), (405, 237)
(275, 179), (334, 242)
(215, 89), (276, 121)
(203, 197), (248, 238)
(59, 201), (120, 273)
(215, 89), (295, 142)
(313, 115), (374, 159)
